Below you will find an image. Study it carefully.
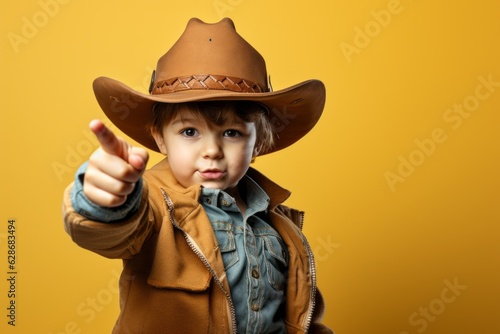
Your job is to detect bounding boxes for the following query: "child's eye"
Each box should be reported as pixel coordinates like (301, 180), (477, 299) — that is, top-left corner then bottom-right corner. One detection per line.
(223, 129), (242, 138)
(181, 128), (198, 137)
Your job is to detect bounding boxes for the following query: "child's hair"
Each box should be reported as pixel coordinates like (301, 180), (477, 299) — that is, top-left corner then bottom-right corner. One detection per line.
(149, 101), (275, 155)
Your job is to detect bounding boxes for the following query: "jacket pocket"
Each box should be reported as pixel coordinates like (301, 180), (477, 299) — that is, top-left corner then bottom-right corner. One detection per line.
(147, 216), (212, 291)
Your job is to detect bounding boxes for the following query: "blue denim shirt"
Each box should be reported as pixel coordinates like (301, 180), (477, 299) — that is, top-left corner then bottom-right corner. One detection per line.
(70, 163), (288, 333)
(200, 178), (288, 334)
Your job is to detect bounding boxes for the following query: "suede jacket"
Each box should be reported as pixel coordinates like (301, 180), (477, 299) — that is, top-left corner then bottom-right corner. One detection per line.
(63, 158), (333, 334)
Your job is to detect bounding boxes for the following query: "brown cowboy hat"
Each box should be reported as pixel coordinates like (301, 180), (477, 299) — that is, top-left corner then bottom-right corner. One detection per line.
(92, 17), (326, 155)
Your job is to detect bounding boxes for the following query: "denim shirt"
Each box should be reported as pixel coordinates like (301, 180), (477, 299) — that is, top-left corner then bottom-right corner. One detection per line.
(70, 163), (288, 333)
(200, 177), (288, 334)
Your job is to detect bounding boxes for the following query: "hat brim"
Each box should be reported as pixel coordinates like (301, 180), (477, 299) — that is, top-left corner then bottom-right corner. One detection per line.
(93, 76), (326, 155)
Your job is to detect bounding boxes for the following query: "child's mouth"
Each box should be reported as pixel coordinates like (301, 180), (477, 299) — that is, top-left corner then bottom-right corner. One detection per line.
(199, 170), (225, 180)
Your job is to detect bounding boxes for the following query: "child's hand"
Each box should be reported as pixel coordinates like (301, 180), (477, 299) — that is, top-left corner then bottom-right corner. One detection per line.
(83, 120), (149, 207)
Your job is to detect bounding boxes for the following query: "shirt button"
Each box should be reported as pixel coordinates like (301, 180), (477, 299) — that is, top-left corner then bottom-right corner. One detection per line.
(221, 199), (229, 206)
(251, 269), (260, 279)
(205, 198), (212, 204)
(251, 303), (260, 311)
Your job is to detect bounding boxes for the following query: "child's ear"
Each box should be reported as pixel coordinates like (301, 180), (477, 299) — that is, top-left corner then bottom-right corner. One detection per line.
(253, 146), (261, 158)
(151, 131), (168, 155)
(251, 146), (260, 163)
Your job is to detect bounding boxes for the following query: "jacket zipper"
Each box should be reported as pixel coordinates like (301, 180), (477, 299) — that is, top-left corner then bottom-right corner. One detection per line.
(161, 189), (238, 334)
(299, 211), (317, 333)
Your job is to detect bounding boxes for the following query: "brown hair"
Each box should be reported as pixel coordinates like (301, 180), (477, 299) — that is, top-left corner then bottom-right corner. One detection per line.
(149, 101), (275, 155)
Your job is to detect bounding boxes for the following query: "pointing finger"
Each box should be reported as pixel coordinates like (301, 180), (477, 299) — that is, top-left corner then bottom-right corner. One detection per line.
(89, 119), (128, 161)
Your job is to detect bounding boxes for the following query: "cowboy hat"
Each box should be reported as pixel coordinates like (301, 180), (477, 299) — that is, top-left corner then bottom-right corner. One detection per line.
(92, 17), (326, 155)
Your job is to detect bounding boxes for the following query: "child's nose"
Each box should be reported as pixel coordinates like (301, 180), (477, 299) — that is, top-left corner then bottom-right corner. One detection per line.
(201, 136), (223, 159)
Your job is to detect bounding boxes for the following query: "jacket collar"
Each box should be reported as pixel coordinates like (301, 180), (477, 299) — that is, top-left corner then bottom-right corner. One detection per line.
(245, 167), (291, 209)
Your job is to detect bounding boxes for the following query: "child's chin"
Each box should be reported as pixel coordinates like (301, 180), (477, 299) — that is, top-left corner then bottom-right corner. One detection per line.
(199, 181), (225, 190)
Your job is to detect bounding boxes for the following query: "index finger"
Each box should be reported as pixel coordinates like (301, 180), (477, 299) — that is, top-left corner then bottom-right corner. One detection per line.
(89, 119), (127, 160)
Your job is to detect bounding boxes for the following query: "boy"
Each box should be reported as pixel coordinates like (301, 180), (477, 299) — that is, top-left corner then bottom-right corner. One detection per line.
(63, 18), (332, 333)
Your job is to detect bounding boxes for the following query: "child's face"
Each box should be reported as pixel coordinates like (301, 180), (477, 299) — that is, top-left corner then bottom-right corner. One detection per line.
(153, 108), (257, 191)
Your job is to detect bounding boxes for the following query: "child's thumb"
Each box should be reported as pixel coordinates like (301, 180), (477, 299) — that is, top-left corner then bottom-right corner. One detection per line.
(128, 147), (149, 173)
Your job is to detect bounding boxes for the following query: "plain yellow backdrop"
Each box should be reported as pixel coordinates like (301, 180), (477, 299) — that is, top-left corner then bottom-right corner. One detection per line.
(1, 0), (499, 333)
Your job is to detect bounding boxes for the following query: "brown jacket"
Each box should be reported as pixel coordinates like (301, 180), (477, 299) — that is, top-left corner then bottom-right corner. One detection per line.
(63, 158), (333, 333)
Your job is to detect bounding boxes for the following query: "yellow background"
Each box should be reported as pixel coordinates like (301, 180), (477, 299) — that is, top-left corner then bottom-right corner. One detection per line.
(1, 0), (499, 333)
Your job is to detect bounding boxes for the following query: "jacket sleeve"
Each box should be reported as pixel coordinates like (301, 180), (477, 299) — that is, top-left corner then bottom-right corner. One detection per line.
(62, 180), (156, 259)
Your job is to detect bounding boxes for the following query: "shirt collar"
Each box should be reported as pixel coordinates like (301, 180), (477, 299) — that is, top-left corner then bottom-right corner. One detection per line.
(200, 175), (270, 215)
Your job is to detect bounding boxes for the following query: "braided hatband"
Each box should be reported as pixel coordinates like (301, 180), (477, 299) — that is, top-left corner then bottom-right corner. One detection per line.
(151, 74), (268, 94)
